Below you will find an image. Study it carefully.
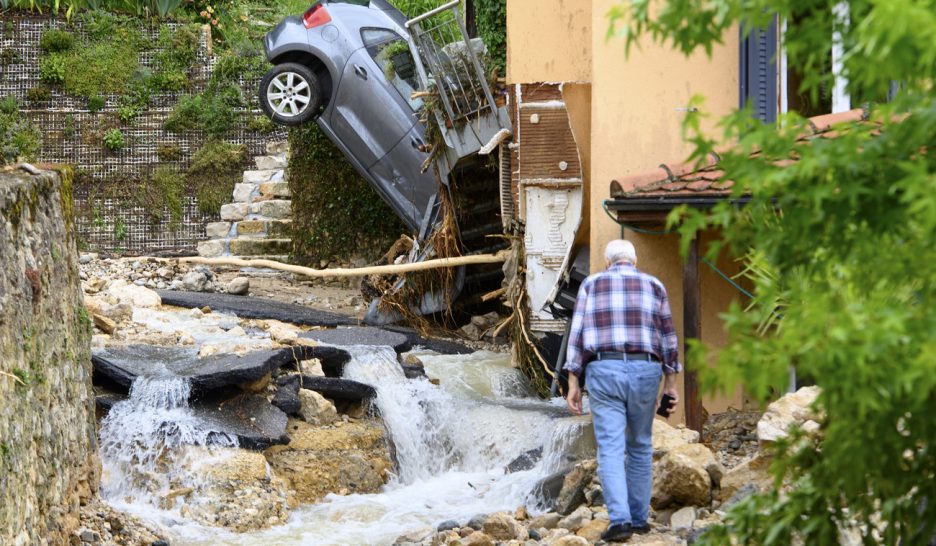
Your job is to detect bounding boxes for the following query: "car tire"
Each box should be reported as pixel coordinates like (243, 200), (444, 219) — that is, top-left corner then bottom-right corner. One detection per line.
(259, 62), (322, 126)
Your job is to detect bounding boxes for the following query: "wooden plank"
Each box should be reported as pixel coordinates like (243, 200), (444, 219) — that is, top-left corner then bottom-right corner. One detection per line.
(683, 236), (704, 433)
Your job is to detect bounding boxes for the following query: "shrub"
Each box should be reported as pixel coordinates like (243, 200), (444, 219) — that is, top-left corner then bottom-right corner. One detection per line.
(27, 87), (52, 103)
(0, 96), (18, 115)
(103, 128), (125, 151)
(288, 124), (404, 264)
(187, 140), (247, 215)
(0, 49), (19, 66)
(87, 95), (105, 113)
(136, 166), (186, 227)
(0, 104), (41, 165)
(39, 53), (67, 85)
(156, 143), (182, 161)
(39, 29), (75, 53)
(474, 0), (506, 74)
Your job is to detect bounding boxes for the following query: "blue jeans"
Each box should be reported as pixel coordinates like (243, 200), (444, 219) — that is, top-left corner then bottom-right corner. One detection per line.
(586, 359), (662, 526)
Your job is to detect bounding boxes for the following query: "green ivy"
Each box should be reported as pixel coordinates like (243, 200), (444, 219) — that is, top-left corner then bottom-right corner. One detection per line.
(103, 128), (125, 151)
(0, 98), (41, 165)
(287, 124), (404, 264)
(474, 0), (506, 73)
(187, 140), (247, 215)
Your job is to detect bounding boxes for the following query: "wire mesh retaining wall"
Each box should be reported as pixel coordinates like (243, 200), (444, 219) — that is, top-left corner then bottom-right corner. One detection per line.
(0, 15), (287, 254)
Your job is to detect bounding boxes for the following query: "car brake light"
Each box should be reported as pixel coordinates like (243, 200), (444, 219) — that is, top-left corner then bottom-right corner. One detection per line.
(303, 3), (331, 28)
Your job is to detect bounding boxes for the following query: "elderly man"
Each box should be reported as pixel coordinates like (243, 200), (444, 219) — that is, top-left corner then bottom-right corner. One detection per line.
(564, 239), (681, 543)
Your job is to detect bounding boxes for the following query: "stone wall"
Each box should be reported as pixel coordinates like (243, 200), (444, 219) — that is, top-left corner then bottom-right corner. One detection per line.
(0, 167), (98, 546)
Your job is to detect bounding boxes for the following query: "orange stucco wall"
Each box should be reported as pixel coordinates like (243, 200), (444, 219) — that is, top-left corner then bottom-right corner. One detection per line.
(506, 0), (592, 83)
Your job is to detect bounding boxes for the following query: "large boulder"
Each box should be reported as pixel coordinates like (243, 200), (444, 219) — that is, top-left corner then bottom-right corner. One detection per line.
(263, 418), (391, 503)
(757, 386), (822, 446)
(482, 513), (527, 541)
(653, 419), (700, 459)
(652, 443), (723, 509)
(716, 452), (773, 504)
(554, 459), (597, 515)
(298, 389), (338, 426)
(107, 281), (162, 308)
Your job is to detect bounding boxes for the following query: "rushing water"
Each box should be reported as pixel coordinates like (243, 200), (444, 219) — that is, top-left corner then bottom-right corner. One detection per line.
(100, 345), (594, 545)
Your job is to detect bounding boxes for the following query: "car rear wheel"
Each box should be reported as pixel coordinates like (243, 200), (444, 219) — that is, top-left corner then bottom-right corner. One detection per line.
(259, 63), (322, 126)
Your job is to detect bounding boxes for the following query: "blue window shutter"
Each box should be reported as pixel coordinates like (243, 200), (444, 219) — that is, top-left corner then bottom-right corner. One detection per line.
(740, 18), (778, 123)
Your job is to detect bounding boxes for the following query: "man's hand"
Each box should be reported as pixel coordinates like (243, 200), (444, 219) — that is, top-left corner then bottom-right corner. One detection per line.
(566, 375), (583, 415)
(661, 374), (679, 416)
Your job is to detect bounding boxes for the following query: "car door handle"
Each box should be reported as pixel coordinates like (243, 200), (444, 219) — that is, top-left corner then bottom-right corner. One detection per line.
(354, 64), (368, 80)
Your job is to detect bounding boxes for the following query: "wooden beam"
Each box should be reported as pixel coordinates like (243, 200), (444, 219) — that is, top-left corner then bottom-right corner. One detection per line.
(683, 236), (704, 433)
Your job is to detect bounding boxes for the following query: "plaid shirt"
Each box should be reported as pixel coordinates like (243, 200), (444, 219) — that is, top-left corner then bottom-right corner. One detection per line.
(564, 262), (681, 377)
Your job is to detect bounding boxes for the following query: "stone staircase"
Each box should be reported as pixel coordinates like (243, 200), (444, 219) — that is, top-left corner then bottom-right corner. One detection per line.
(197, 142), (293, 260)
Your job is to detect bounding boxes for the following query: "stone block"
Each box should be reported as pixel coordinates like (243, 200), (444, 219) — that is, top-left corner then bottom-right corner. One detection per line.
(205, 222), (231, 238)
(259, 181), (291, 198)
(243, 169), (279, 184)
(236, 221), (267, 237)
(232, 183), (257, 203)
(266, 141), (288, 155)
(255, 155), (288, 170)
(220, 203), (248, 221)
(250, 200), (291, 219)
(266, 220), (293, 238)
(229, 238), (292, 257)
(197, 240), (226, 258)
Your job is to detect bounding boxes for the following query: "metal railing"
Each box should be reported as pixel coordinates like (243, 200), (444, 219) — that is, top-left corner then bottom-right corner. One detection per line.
(405, 1), (498, 125)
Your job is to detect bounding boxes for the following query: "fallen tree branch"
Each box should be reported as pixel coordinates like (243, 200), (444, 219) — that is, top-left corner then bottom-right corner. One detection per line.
(144, 250), (510, 278)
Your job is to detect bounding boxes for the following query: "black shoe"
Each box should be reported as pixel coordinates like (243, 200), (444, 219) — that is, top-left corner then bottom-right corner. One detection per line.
(632, 523), (651, 534)
(601, 523), (633, 542)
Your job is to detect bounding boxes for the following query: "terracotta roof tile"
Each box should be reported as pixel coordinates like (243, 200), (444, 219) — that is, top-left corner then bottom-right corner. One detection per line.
(611, 109), (867, 201)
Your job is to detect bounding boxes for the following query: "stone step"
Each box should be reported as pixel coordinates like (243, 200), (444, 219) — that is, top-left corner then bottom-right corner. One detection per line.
(243, 169), (284, 184)
(197, 239), (228, 258)
(259, 181), (290, 199)
(229, 238), (292, 257)
(232, 183), (258, 204)
(255, 155), (288, 171)
(248, 199), (292, 219)
(266, 141), (288, 155)
(206, 221), (233, 239)
(234, 220), (292, 238)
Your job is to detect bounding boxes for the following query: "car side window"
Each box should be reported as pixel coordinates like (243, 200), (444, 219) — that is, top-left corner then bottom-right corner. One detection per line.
(361, 28), (424, 111)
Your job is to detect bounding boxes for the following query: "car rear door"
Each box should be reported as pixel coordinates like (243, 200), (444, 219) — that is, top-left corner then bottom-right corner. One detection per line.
(328, 29), (418, 169)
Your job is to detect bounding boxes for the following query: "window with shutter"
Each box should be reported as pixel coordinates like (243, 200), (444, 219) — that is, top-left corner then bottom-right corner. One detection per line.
(739, 19), (778, 123)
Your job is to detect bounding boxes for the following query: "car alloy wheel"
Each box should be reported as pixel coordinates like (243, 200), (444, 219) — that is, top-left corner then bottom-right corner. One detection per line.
(267, 71), (313, 118)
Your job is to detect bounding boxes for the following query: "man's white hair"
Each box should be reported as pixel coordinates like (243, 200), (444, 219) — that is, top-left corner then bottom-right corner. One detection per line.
(605, 239), (637, 265)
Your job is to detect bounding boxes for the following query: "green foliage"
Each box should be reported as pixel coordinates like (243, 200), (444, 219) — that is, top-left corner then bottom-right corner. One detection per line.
(0, 99), (41, 164)
(156, 142), (182, 161)
(151, 24), (200, 92)
(136, 166), (185, 227)
(246, 114), (274, 134)
(474, 0), (506, 73)
(26, 86), (51, 102)
(86, 95), (105, 113)
(164, 44), (265, 138)
(63, 114), (76, 139)
(187, 140), (246, 215)
(39, 29), (74, 52)
(610, 1), (936, 544)
(38, 53), (66, 85)
(103, 128), (125, 150)
(287, 124), (405, 264)
(0, 48), (20, 66)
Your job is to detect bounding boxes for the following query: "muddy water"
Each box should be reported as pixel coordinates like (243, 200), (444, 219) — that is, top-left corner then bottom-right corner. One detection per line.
(101, 346), (593, 546)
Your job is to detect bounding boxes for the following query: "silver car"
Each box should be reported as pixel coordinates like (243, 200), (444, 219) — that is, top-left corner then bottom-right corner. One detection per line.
(260, 0), (511, 321)
(260, 0), (445, 236)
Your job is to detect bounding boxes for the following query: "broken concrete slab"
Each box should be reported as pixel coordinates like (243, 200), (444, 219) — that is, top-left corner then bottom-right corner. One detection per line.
(276, 374), (376, 403)
(382, 326), (474, 355)
(92, 345), (310, 394)
(157, 291), (357, 328)
(192, 395), (289, 450)
(298, 327), (409, 353)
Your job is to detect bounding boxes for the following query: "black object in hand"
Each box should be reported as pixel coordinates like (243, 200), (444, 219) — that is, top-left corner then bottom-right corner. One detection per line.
(656, 394), (675, 418)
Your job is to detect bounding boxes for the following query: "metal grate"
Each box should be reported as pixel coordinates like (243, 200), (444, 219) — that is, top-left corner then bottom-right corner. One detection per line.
(0, 15), (286, 254)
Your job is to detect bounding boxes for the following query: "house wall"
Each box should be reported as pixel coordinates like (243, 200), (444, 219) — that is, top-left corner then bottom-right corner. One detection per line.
(506, 0), (592, 83)
(506, 0), (748, 422)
